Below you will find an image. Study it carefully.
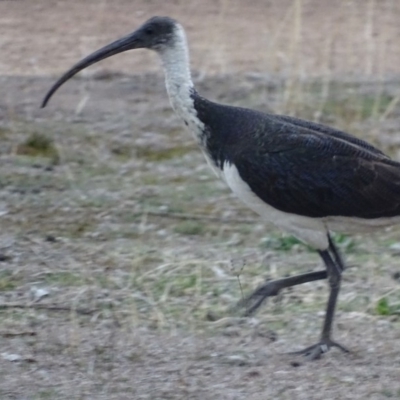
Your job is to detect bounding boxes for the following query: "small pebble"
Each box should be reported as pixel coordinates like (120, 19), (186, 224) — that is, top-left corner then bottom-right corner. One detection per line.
(391, 271), (400, 281)
(0, 254), (11, 262)
(290, 361), (302, 367)
(45, 234), (57, 243)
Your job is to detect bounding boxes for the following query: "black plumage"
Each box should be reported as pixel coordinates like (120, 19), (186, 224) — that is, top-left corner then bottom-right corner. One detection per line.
(41, 16), (399, 360)
(193, 92), (400, 219)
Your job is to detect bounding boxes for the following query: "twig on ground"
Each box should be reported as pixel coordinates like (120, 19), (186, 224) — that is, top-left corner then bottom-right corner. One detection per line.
(0, 331), (36, 337)
(0, 303), (98, 315)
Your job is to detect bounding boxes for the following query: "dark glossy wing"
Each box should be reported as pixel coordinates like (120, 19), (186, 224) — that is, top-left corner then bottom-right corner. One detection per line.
(233, 130), (400, 219)
(192, 93), (400, 218)
(273, 114), (387, 158)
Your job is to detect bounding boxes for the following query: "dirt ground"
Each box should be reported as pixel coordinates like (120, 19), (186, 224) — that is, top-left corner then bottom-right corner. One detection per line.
(1, 1), (400, 399)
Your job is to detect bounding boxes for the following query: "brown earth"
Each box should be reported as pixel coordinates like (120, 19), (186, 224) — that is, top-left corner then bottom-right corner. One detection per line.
(1, 1), (400, 399)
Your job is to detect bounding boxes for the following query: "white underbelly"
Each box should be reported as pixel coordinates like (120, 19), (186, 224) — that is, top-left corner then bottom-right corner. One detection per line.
(222, 163), (329, 250)
(324, 215), (400, 233)
(221, 163), (400, 250)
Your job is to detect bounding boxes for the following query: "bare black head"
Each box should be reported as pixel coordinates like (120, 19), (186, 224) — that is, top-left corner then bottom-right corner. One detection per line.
(41, 16), (179, 108)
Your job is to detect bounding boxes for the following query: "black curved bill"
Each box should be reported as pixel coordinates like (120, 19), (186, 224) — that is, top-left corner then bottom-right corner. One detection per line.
(41, 31), (141, 108)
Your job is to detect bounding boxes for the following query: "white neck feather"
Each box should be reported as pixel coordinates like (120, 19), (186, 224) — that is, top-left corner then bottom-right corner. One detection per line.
(157, 24), (205, 143)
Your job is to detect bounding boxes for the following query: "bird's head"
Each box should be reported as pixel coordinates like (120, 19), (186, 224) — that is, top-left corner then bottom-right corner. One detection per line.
(125, 16), (178, 52)
(41, 16), (179, 107)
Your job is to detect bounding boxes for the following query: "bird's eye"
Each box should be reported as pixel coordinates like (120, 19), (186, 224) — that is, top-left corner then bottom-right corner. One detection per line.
(145, 27), (154, 35)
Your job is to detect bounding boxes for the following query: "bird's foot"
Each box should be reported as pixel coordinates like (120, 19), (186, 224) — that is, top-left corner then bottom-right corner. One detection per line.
(236, 271), (328, 316)
(289, 338), (350, 360)
(237, 280), (281, 316)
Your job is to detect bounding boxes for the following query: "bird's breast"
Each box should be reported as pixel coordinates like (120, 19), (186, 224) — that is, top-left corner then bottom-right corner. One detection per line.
(221, 161), (329, 250)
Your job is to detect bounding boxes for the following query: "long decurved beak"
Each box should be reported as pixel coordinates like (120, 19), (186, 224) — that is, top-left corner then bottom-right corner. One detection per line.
(41, 31), (142, 108)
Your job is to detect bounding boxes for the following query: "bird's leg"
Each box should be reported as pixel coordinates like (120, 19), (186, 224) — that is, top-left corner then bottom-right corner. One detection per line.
(291, 235), (349, 360)
(239, 270), (327, 316)
(328, 234), (345, 274)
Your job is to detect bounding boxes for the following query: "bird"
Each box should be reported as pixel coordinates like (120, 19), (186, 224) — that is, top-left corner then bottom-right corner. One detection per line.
(41, 16), (400, 360)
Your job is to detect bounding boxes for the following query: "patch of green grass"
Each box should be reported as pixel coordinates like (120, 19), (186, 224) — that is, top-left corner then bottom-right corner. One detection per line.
(332, 233), (357, 252)
(376, 297), (400, 316)
(0, 270), (19, 291)
(43, 271), (83, 287)
(34, 390), (58, 400)
(16, 132), (60, 164)
(259, 233), (356, 253)
(174, 221), (205, 235)
(173, 274), (198, 295)
(259, 235), (309, 252)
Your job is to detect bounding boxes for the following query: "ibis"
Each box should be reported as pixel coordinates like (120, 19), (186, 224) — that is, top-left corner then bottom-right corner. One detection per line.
(42, 16), (400, 360)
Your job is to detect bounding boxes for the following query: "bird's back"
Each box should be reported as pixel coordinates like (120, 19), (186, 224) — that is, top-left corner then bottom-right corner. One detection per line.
(192, 92), (400, 220)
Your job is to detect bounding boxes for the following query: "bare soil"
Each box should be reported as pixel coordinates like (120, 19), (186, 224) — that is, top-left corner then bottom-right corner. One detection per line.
(1, 1), (400, 399)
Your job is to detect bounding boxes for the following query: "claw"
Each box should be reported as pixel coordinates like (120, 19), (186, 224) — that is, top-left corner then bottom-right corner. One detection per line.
(289, 338), (350, 360)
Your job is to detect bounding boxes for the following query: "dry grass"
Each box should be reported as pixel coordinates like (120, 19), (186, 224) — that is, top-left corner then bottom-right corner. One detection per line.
(1, 72), (399, 399)
(1, 1), (400, 399)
